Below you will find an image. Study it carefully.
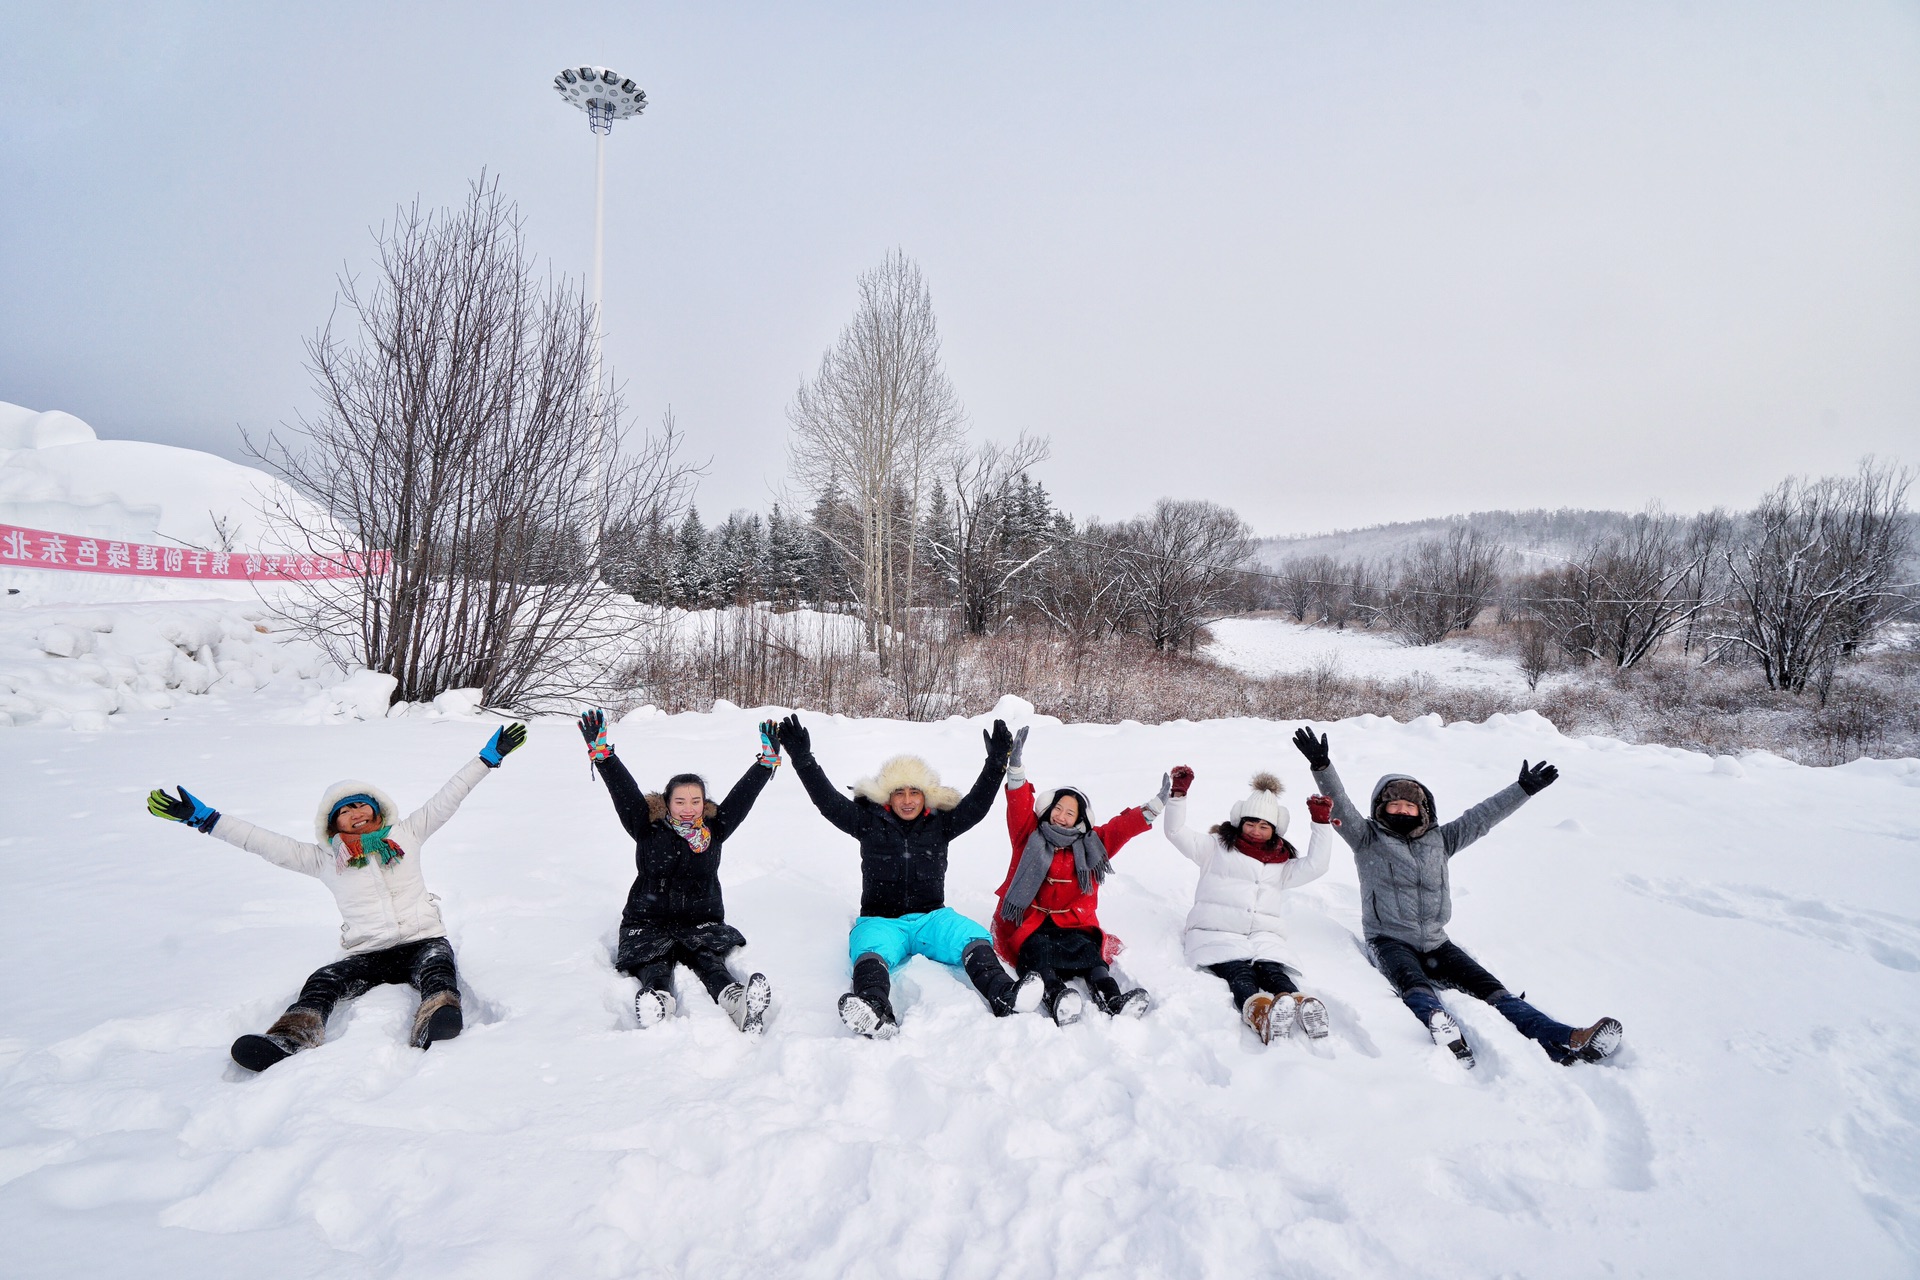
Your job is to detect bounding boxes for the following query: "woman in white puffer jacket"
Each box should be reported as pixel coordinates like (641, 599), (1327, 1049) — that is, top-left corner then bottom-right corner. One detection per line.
(1161, 766), (1335, 1043)
(146, 723), (525, 1071)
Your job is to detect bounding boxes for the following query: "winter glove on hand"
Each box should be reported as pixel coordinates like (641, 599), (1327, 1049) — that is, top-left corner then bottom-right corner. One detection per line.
(1306, 794), (1336, 825)
(757, 720), (782, 770)
(776, 713), (811, 760)
(148, 786), (220, 833)
(479, 722), (527, 768)
(578, 709), (612, 763)
(1169, 766), (1194, 798)
(1517, 760), (1559, 795)
(1292, 726), (1331, 772)
(1142, 772), (1172, 822)
(985, 719), (1013, 761)
(1004, 726), (1031, 788)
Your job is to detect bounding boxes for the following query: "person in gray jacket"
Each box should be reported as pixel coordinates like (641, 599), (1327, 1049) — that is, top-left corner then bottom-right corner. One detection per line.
(1291, 724), (1621, 1068)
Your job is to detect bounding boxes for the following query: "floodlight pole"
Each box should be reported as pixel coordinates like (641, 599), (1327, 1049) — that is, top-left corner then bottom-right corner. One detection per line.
(552, 65), (648, 569)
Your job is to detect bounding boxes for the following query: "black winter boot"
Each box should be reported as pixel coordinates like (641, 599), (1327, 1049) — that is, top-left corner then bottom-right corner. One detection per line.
(232, 1007), (325, 1072)
(963, 942), (1041, 1017)
(1089, 971), (1150, 1019)
(840, 954), (897, 1039)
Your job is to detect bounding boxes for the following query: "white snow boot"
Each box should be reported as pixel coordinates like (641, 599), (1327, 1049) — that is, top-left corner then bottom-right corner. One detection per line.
(1427, 1009), (1475, 1068)
(719, 973), (773, 1035)
(635, 987), (675, 1028)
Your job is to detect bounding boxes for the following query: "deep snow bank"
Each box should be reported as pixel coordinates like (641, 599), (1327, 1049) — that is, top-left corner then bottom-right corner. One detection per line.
(1, 691), (1916, 1278)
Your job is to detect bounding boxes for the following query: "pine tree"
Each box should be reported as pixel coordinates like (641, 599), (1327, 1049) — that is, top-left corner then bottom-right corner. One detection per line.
(672, 507), (709, 607)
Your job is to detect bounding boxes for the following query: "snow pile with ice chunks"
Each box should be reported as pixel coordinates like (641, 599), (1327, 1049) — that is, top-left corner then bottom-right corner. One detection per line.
(1205, 615), (1531, 692)
(3, 675), (1918, 1277)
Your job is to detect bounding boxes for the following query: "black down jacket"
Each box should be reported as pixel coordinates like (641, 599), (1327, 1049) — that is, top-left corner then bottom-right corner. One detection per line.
(790, 748), (1007, 919)
(593, 752), (775, 931)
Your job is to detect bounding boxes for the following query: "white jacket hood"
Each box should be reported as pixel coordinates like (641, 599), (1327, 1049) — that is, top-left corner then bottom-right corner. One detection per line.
(313, 779), (401, 842)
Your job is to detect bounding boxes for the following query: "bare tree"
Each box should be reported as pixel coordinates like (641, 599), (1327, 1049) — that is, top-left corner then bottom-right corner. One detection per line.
(1718, 459), (1913, 696)
(1277, 557), (1317, 623)
(1527, 507), (1722, 669)
(1115, 499), (1255, 652)
(786, 250), (965, 672)
(250, 176), (696, 708)
(928, 433), (1053, 635)
(1383, 525), (1504, 645)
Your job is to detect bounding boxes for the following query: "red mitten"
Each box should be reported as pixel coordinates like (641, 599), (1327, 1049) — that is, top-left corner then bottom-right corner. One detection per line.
(1169, 766), (1194, 798)
(1306, 794), (1336, 825)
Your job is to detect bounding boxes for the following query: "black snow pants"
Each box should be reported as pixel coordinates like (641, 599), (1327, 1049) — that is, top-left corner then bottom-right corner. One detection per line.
(1016, 920), (1127, 1008)
(1369, 936), (1575, 1057)
(616, 921), (748, 1003)
(289, 936), (457, 1020)
(1206, 959), (1299, 1007)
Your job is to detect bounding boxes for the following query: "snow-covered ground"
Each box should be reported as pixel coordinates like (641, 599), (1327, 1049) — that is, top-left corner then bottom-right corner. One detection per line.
(1205, 616), (1530, 693)
(3, 606), (1917, 1276)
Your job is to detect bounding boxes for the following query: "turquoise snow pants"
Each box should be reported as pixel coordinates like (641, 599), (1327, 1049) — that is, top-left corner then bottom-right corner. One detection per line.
(847, 908), (990, 970)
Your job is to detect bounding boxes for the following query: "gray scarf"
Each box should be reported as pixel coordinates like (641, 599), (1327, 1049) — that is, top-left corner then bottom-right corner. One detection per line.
(1000, 821), (1110, 922)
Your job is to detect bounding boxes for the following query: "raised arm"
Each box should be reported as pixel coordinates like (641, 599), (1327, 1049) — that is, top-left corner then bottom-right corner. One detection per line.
(780, 715), (866, 837)
(1160, 792), (1219, 866)
(713, 737), (778, 836)
(943, 719), (1013, 836)
(1279, 811), (1334, 888)
(404, 755), (495, 842)
(148, 784), (329, 876)
(592, 751), (654, 842)
(1093, 803), (1153, 856)
(1441, 760), (1554, 856)
(1294, 726), (1367, 850)
(1006, 779), (1040, 848)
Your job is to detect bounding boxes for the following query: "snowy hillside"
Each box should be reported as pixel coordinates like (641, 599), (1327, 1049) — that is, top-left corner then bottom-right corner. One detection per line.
(0, 400), (330, 603)
(1204, 616), (1529, 693)
(2, 609), (1917, 1277)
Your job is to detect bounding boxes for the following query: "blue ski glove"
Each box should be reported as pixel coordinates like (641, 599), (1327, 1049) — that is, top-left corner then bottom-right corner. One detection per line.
(479, 722), (527, 768)
(757, 719), (782, 770)
(148, 786), (220, 833)
(579, 709), (612, 763)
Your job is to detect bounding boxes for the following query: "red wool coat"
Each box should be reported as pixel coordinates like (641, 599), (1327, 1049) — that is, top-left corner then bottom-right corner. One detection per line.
(992, 781), (1152, 964)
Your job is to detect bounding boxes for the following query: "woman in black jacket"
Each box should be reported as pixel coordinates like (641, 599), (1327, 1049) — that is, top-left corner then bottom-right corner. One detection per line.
(580, 710), (780, 1033)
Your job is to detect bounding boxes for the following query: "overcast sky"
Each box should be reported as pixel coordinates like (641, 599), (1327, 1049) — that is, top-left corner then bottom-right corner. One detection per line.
(3, 2), (1915, 537)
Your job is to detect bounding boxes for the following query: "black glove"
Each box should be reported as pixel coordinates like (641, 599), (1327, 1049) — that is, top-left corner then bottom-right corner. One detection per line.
(777, 713), (811, 759)
(1292, 726), (1331, 771)
(985, 719), (1013, 759)
(1518, 760), (1559, 795)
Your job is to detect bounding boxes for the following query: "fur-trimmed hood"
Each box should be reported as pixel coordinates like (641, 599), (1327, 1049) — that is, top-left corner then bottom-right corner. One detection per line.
(643, 793), (721, 824)
(851, 755), (963, 813)
(1032, 785), (1095, 831)
(1370, 773), (1437, 839)
(313, 779), (400, 842)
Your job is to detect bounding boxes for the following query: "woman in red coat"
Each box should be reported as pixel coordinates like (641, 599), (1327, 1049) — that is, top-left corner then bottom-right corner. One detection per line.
(992, 727), (1168, 1025)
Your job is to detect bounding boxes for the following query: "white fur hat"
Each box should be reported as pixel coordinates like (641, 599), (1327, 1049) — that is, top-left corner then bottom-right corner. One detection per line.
(851, 755), (963, 812)
(1228, 772), (1289, 835)
(313, 779), (400, 842)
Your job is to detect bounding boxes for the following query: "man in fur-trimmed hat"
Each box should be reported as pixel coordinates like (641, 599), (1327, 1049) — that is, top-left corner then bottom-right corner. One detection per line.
(1292, 724), (1622, 1070)
(777, 713), (1042, 1038)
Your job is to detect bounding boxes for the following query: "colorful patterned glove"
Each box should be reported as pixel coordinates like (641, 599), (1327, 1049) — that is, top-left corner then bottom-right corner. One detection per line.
(479, 722), (527, 768)
(579, 709), (612, 763)
(757, 720), (782, 770)
(148, 786), (220, 833)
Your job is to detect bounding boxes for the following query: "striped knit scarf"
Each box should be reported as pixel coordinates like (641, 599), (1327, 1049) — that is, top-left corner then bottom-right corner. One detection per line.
(334, 825), (405, 871)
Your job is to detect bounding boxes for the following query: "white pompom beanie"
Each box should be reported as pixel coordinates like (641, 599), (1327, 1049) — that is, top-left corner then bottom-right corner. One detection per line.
(1228, 772), (1289, 835)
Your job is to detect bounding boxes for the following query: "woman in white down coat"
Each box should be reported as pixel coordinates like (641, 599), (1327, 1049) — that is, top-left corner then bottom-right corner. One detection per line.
(146, 723), (525, 1071)
(1161, 766), (1334, 1043)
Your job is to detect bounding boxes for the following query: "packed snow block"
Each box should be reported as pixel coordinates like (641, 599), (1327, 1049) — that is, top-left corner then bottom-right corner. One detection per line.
(315, 670), (398, 721)
(993, 694), (1036, 719)
(431, 688), (483, 718)
(37, 625), (92, 658)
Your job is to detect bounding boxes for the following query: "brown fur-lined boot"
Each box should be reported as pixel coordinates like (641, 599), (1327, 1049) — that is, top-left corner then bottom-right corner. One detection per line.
(231, 1007), (325, 1072)
(411, 990), (463, 1050)
(1241, 993), (1279, 1045)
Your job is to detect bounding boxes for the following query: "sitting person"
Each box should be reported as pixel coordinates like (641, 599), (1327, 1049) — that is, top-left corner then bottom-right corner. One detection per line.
(580, 710), (779, 1033)
(778, 713), (1040, 1038)
(1293, 724), (1623, 1068)
(145, 723), (526, 1071)
(1160, 767), (1334, 1044)
(993, 726), (1161, 1025)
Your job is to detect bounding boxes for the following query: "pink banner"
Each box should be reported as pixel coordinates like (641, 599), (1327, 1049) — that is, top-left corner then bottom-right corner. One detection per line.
(0, 523), (390, 580)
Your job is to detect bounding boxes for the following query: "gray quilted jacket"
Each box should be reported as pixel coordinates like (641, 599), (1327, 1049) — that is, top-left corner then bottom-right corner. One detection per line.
(1312, 762), (1529, 950)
